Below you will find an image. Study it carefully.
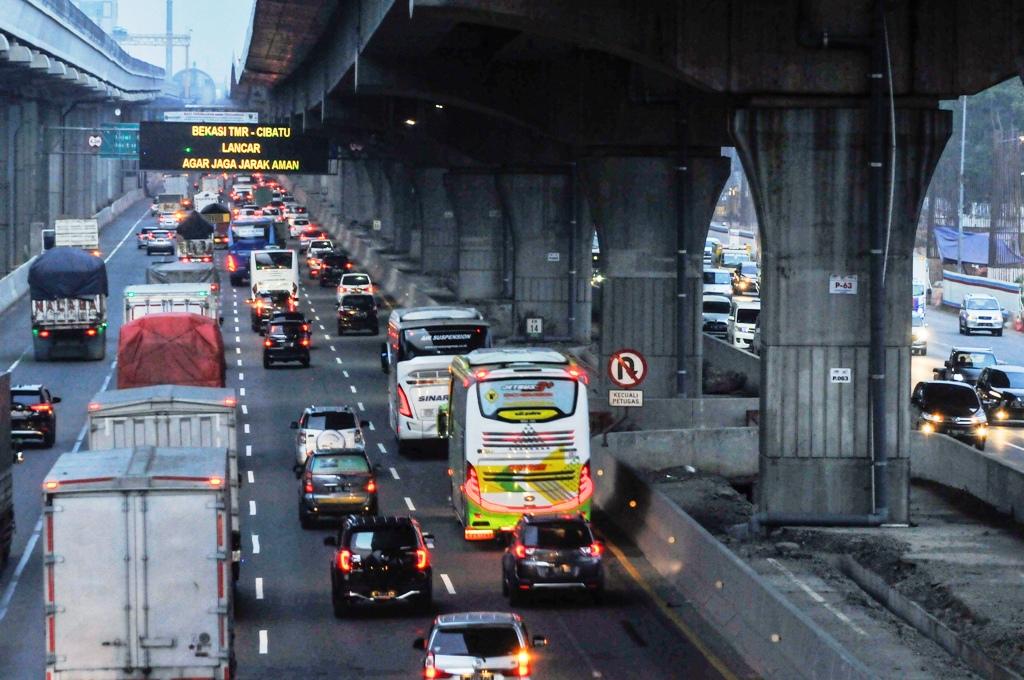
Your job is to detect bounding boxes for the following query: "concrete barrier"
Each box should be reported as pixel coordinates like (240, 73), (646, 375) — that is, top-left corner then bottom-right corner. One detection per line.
(592, 447), (875, 680)
(703, 334), (760, 395)
(599, 427), (758, 479)
(911, 431), (1024, 523)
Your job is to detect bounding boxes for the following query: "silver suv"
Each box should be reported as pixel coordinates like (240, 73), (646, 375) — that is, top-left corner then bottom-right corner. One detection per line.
(291, 405), (367, 467)
(959, 293), (1004, 336)
(414, 612), (548, 680)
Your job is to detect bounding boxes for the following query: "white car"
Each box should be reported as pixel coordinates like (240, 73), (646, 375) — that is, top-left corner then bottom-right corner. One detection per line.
(291, 405), (366, 467)
(285, 204), (308, 217)
(703, 268), (734, 297)
(728, 296), (761, 349)
(415, 612), (548, 680)
(959, 293), (1004, 336)
(337, 273), (373, 299)
(288, 217), (311, 237)
(157, 211), (179, 228)
(702, 293), (731, 338)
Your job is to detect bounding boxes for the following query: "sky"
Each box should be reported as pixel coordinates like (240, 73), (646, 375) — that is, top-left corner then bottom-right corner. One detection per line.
(113, 0), (255, 90)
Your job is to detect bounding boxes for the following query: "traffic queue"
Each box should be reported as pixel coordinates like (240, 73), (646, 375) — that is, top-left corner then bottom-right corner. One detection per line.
(10, 172), (605, 679)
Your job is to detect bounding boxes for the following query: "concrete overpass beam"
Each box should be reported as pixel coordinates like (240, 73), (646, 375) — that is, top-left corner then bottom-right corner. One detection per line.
(445, 170), (504, 301)
(415, 167), (458, 277)
(731, 106), (951, 523)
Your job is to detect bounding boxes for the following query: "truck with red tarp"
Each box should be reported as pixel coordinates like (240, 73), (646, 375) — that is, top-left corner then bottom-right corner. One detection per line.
(117, 313), (226, 388)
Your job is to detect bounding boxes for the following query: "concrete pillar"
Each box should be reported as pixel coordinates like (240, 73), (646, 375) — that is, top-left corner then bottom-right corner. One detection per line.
(341, 159), (376, 228)
(383, 161), (418, 255)
(445, 170), (504, 301)
(731, 107), (950, 522)
(681, 155), (731, 394)
(495, 171), (592, 342)
(579, 156), (678, 397)
(415, 167), (458, 277)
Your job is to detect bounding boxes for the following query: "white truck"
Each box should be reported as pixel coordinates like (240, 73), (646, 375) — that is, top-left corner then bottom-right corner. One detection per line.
(43, 446), (234, 680)
(87, 385), (240, 578)
(200, 176), (223, 196)
(123, 283), (220, 323)
(193, 191), (220, 213)
(43, 219), (101, 256)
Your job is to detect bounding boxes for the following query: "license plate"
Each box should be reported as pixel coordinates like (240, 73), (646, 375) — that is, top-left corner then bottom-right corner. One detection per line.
(371, 590), (396, 599)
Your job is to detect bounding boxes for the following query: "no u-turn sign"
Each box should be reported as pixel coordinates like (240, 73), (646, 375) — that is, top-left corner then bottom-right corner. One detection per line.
(608, 349), (648, 388)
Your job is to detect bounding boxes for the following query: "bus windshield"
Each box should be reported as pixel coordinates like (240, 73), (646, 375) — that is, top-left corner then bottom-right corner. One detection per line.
(254, 251), (293, 269)
(478, 377), (578, 420)
(400, 325), (488, 360)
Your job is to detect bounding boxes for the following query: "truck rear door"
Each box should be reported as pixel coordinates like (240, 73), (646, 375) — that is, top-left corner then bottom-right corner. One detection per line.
(50, 493), (136, 673)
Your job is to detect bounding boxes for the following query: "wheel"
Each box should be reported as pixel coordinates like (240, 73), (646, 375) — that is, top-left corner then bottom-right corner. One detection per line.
(996, 329), (1003, 337)
(299, 510), (314, 530)
(332, 593), (349, 618)
(415, 582), (433, 614)
(501, 571), (509, 596)
(975, 439), (986, 452)
(337, 324), (344, 336)
(958, 321), (965, 335)
(43, 425), (55, 449)
(263, 357), (271, 369)
(301, 357), (311, 368)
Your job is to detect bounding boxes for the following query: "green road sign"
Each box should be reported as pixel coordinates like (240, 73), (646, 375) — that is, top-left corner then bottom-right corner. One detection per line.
(100, 123), (139, 158)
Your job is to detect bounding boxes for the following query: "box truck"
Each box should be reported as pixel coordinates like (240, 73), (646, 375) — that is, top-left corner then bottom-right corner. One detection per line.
(87, 385), (241, 578)
(43, 446), (234, 679)
(29, 247), (108, 361)
(117, 313), (226, 388)
(123, 283), (219, 323)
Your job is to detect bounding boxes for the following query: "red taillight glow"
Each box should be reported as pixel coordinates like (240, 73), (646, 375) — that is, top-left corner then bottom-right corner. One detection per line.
(515, 650), (531, 677)
(567, 366), (589, 384)
(43, 480), (58, 490)
(222, 397), (237, 407)
(474, 369), (489, 380)
(300, 338), (310, 347)
(415, 548), (430, 570)
(226, 255), (237, 272)
(366, 479), (377, 493)
(87, 402), (100, 411)
(85, 328), (97, 337)
(513, 543), (527, 559)
(30, 403), (52, 413)
(345, 262), (353, 269)
(587, 542), (603, 557)
(337, 549), (352, 573)
(397, 385), (413, 418)
(38, 330), (50, 338)
(264, 339), (272, 348)
(208, 477), (223, 487)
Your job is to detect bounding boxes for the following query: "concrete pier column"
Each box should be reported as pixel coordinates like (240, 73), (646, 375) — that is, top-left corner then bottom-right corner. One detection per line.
(579, 156), (678, 398)
(384, 161), (418, 255)
(415, 167), (458, 277)
(495, 170), (591, 342)
(445, 170), (504, 301)
(341, 159), (377, 228)
(731, 107), (950, 522)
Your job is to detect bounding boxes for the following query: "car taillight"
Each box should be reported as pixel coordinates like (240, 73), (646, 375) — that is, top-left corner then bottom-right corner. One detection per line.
(397, 385), (413, 418)
(345, 262), (353, 269)
(423, 653), (452, 678)
(30, 403), (52, 413)
(264, 339), (272, 348)
(300, 338), (310, 347)
(463, 463), (481, 503)
(515, 649), (531, 677)
(38, 329), (50, 338)
(513, 542), (535, 559)
(415, 548), (430, 570)
(582, 542), (602, 557)
(85, 328), (97, 337)
(226, 255), (237, 272)
(302, 324), (309, 332)
(304, 472), (313, 494)
(337, 549), (352, 573)
(366, 479), (376, 493)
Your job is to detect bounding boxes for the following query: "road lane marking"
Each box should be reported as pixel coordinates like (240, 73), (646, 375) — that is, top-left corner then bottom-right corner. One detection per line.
(404, 497), (416, 511)
(335, 357), (342, 364)
(241, 405), (248, 415)
(6, 346), (29, 372)
(233, 316), (239, 322)
(767, 558), (868, 636)
(239, 372), (244, 381)
(249, 500), (257, 516)
(368, 422), (375, 431)
(1006, 442), (1024, 453)
(239, 387), (246, 396)
(247, 470), (255, 484)
(390, 467), (400, 480)
(252, 534), (260, 554)
(244, 423), (250, 434)
(440, 573), (456, 595)
(315, 315), (320, 321)
(236, 347), (241, 355)
(0, 517), (42, 623)
(246, 444), (252, 457)
(330, 345), (337, 352)
(350, 385), (357, 393)
(319, 324), (325, 330)
(71, 421), (89, 454)
(255, 577), (264, 600)
(324, 333), (331, 340)
(258, 630), (268, 654)
(103, 206), (149, 264)
(357, 402), (365, 411)
(377, 443), (387, 455)
(234, 325), (240, 333)
(342, 370), (349, 378)
(237, 359), (243, 366)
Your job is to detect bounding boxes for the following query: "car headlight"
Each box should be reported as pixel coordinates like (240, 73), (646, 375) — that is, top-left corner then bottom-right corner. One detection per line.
(996, 409), (1009, 420)
(922, 412), (944, 422)
(952, 373), (965, 381)
(914, 328), (928, 340)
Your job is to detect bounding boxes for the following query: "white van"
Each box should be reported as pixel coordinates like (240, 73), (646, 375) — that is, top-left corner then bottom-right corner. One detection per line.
(728, 297), (761, 349)
(250, 249), (298, 298)
(703, 268), (734, 297)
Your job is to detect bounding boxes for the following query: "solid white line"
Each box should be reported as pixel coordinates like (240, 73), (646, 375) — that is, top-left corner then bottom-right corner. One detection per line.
(258, 630), (268, 654)
(252, 534), (260, 554)
(342, 370), (349, 378)
(378, 443), (387, 455)
(6, 346), (28, 373)
(767, 558), (868, 636)
(70, 421), (89, 454)
(349, 385), (357, 393)
(241, 405), (248, 415)
(1005, 442), (1024, 453)
(330, 345), (337, 352)
(389, 467), (400, 480)
(239, 372), (244, 381)
(404, 496), (416, 511)
(0, 518), (42, 622)
(247, 470), (255, 484)
(244, 423), (250, 434)
(239, 387), (246, 396)
(440, 573), (456, 595)
(245, 444), (252, 457)
(255, 577), (264, 600)
(103, 206), (149, 264)
(249, 500), (257, 516)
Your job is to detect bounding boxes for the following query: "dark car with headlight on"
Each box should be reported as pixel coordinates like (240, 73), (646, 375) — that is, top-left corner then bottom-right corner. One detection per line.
(911, 380), (987, 450)
(501, 513), (604, 605)
(336, 293), (378, 335)
(975, 365), (1024, 425)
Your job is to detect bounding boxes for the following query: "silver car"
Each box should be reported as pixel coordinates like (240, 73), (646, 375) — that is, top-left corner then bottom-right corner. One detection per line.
(291, 405), (367, 466)
(414, 612), (548, 680)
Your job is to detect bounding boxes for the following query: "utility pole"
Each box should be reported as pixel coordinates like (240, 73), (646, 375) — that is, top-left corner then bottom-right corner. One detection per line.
(165, 0), (173, 78)
(957, 95), (967, 273)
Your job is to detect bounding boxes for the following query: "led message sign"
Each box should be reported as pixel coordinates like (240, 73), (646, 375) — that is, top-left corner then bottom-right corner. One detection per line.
(138, 122), (328, 174)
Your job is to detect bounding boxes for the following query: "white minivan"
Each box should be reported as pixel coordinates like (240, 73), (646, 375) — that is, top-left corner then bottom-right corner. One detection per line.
(703, 268), (734, 297)
(728, 297), (761, 349)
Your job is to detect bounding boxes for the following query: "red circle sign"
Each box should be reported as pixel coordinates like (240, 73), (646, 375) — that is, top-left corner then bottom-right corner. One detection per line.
(607, 349), (648, 388)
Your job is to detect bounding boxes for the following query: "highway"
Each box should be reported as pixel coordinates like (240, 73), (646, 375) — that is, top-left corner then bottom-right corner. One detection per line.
(0, 200), (728, 679)
(912, 306), (1024, 468)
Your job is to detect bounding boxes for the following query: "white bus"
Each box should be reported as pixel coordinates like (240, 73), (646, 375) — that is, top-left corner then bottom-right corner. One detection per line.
(440, 348), (592, 541)
(250, 248), (298, 299)
(382, 307), (491, 453)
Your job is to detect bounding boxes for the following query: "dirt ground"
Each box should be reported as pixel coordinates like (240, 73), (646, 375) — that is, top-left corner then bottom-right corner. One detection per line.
(648, 467), (1024, 677)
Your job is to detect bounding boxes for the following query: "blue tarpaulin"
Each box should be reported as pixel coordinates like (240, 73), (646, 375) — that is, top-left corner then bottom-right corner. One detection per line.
(933, 226), (1024, 266)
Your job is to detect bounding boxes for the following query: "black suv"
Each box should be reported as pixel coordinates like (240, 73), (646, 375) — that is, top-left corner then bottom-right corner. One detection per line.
(298, 447), (378, 528)
(337, 294), (378, 335)
(911, 380), (988, 450)
(501, 514), (605, 604)
(324, 516), (433, 617)
(932, 346), (997, 385)
(263, 320), (311, 368)
(319, 252), (352, 287)
(250, 290), (295, 332)
(11, 385), (61, 448)
(975, 364), (1024, 424)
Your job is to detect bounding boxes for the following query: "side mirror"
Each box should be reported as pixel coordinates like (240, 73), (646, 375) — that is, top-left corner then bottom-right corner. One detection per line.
(422, 532), (435, 549)
(373, 463), (383, 471)
(532, 635), (549, 648)
(944, 360), (952, 369)
(13, 451), (24, 464)
(436, 406), (449, 440)
(413, 638), (427, 651)
(219, 317), (224, 327)
(380, 343), (390, 374)
(290, 421), (299, 429)
(293, 465), (303, 479)
(323, 536), (338, 547)
(360, 420), (369, 427)
(51, 397), (62, 404)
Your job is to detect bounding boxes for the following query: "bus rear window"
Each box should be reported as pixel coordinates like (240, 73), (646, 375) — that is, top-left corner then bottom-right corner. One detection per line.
(400, 326), (488, 359)
(478, 378), (578, 420)
(254, 252), (294, 269)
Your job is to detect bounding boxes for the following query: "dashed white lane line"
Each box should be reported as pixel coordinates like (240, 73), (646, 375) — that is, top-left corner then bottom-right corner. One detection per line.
(258, 630), (268, 654)
(241, 404), (248, 415)
(335, 357), (342, 364)
(255, 577), (264, 600)
(240, 387), (246, 396)
(766, 558), (869, 636)
(357, 402), (365, 411)
(237, 359), (243, 367)
(368, 422), (375, 431)
(342, 370), (349, 378)
(235, 335), (241, 342)
(244, 423), (251, 434)
(349, 385), (357, 393)
(251, 534), (260, 554)
(404, 497), (416, 511)
(236, 347), (241, 355)
(318, 324), (325, 330)
(245, 444), (253, 457)
(233, 316), (239, 323)
(324, 333), (331, 340)
(329, 345), (337, 352)
(249, 500), (257, 516)
(315, 315), (320, 321)
(0, 517), (42, 623)
(389, 467), (400, 480)
(247, 470), (255, 484)
(234, 325), (240, 333)
(440, 573), (456, 595)
(239, 372), (245, 381)
(378, 443), (387, 455)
